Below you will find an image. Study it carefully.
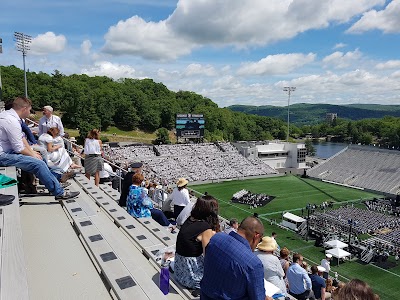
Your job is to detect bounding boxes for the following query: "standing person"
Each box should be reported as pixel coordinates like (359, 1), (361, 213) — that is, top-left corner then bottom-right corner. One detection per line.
(256, 236), (287, 297)
(201, 216), (271, 300)
(84, 129), (103, 186)
(174, 195), (219, 295)
(171, 178), (190, 219)
(119, 162), (142, 207)
(38, 106), (64, 137)
(0, 97), (78, 200)
(321, 254), (332, 279)
(309, 266), (331, 300)
(287, 253), (315, 300)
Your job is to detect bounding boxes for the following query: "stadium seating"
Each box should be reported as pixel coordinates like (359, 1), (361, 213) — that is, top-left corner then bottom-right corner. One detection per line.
(104, 142), (278, 185)
(0, 166), (29, 300)
(307, 145), (400, 195)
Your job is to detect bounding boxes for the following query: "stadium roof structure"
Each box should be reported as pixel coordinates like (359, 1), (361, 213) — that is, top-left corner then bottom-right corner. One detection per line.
(324, 239), (348, 249)
(282, 212), (306, 223)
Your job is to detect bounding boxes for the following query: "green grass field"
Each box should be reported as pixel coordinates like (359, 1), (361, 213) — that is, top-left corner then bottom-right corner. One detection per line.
(190, 175), (400, 300)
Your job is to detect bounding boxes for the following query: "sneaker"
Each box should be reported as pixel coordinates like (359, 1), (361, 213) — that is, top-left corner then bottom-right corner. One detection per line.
(55, 191), (80, 200)
(61, 182), (71, 188)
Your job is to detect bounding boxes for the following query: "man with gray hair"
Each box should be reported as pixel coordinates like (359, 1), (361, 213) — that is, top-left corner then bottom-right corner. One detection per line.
(0, 97), (78, 200)
(38, 105), (64, 136)
(201, 216), (272, 300)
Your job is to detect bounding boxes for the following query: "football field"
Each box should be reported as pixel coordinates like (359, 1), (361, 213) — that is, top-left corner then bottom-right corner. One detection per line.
(190, 175), (399, 300)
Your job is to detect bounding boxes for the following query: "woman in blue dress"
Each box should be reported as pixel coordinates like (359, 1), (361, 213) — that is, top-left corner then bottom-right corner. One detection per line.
(127, 173), (172, 227)
(127, 173), (153, 218)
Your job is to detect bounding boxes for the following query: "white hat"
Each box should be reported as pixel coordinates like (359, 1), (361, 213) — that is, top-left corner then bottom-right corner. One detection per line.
(317, 266), (326, 272)
(326, 253), (333, 258)
(43, 105), (53, 112)
(70, 137), (76, 142)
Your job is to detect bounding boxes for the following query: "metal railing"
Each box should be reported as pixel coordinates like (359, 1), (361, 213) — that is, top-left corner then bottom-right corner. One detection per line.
(26, 118), (126, 191)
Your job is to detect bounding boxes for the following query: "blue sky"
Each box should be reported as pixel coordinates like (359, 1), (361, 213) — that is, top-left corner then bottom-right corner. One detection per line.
(1, 0), (400, 107)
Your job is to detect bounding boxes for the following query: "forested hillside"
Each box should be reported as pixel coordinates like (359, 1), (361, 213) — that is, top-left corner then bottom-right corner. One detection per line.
(0, 65), (287, 141)
(229, 103), (400, 125)
(2, 65), (400, 148)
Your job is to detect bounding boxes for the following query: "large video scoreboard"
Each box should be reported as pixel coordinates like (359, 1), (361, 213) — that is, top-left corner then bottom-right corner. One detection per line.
(176, 114), (205, 138)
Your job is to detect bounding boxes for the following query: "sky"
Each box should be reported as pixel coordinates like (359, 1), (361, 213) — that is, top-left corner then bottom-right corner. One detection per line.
(1, 0), (400, 108)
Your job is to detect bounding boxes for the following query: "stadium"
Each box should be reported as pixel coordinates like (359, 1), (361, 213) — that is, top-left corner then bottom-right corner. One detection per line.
(1, 108), (399, 299)
(100, 133), (400, 300)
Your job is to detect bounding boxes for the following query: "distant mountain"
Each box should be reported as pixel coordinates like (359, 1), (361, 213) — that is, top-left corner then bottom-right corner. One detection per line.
(228, 103), (400, 125)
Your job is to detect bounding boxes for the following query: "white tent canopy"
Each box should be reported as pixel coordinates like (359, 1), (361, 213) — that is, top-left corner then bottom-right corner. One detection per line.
(326, 248), (351, 265)
(282, 212), (306, 223)
(324, 239), (348, 249)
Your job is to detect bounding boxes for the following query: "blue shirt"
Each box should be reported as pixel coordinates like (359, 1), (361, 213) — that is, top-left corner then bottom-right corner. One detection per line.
(201, 231), (266, 300)
(287, 263), (312, 295)
(309, 274), (326, 299)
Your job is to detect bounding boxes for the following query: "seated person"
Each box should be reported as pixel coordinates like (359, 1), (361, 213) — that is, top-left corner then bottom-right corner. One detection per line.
(38, 127), (80, 172)
(0, 97), (78, 200)
(174, 195), (219, 292)
(127, 173), (172, 227)
(99, 161), (120, 190)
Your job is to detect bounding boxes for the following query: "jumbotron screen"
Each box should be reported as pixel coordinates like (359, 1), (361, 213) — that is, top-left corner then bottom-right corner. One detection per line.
(176, 114), (205, 138)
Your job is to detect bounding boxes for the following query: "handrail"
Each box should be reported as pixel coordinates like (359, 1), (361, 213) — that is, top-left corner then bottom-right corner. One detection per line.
(25, 118), (127, 190)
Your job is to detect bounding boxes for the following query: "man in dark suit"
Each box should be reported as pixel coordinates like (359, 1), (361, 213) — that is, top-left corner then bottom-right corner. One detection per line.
(118, 162), (142, 207)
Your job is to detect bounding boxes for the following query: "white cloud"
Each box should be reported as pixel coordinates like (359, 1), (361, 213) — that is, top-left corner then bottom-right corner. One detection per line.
(102, 0), (384, 60)
(81, 40), (92, 56)
(183, 64), (217, 77)
(322, 49), (362, 69)
(237, 53), (316, 76)
(30, 32), (66, 55)
(102, 16), (195, 60)
(347, 0), (400, 33)
(375, 60), (400, 70)
(81, 61), (138, 79)
(333, 43), (347, 49)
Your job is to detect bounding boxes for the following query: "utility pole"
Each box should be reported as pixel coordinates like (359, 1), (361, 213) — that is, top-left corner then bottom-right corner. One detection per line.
(14, 32), (32, 98)
(283, 86), (296, 142)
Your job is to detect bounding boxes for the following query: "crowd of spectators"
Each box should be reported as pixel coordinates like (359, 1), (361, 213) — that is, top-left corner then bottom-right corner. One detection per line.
(103, 142), (277, 184)
(231, 189), (273, 208)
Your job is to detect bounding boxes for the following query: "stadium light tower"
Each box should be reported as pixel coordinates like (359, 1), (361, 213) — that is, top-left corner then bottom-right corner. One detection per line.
(14, 32), (32, 98)
(283, 86), (296, 142)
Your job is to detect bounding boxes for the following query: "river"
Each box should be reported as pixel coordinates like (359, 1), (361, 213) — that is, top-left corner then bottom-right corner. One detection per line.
(312, 142), (348, 159)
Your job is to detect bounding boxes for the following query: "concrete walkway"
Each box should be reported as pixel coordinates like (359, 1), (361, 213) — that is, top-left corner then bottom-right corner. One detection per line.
(19, 192), (111, 300)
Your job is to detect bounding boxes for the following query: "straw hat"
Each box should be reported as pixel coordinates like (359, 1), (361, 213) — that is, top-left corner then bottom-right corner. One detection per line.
(176, 178), (188, 187)
(257, 236), (277, 252)
(70, 137), (76, 142)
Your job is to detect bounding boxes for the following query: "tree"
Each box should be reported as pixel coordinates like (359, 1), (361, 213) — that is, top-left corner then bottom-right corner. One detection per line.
(305, 139), (316, 156)
(154, 128), (171, 145)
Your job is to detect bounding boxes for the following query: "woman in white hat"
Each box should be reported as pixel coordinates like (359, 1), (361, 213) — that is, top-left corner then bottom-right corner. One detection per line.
(171, 178), (190, 219)
(256, 236), (287, 297)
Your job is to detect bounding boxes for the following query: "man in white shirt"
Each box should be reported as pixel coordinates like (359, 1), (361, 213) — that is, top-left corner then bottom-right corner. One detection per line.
(0, 97), (78, 200)
(38, 105), (65, 136)
(320, 254), (332, 279)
